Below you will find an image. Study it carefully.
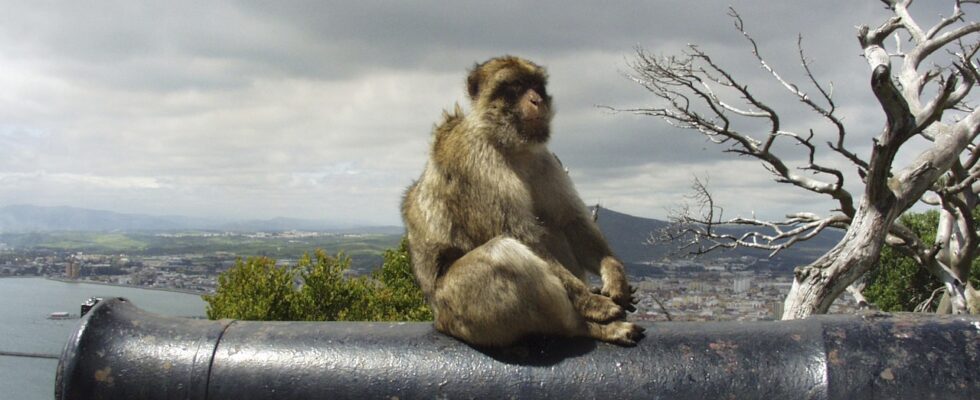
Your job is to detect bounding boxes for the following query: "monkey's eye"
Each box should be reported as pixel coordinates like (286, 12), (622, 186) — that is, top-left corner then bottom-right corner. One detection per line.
(495, 84), (523, 102)
(533, 84), (547, 97)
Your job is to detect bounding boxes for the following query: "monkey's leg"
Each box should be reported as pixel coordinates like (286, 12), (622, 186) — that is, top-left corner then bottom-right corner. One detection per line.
(586, 320), (646, 346)
(561, 217), (638, 312)
(432, 237), (590, 347)
(540, 259), (626, 323)
(522, 257), (646, 345)
(598, 256), (638, 312)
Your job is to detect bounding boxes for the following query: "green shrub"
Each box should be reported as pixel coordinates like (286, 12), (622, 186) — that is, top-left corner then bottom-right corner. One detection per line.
(204, 239), (431, 321)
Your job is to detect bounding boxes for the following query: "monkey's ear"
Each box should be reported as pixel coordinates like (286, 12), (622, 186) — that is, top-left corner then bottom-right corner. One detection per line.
(466, 66), (483, 100)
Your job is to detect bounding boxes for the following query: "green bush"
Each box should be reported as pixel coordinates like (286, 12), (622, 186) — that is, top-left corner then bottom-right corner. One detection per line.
(204, 239), (432, 321)
(865, 210), (980, 311)
(366, 240), (433, 321)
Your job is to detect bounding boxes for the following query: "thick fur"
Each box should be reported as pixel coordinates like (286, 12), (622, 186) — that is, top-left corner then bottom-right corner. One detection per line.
(402, 56), (642, 346)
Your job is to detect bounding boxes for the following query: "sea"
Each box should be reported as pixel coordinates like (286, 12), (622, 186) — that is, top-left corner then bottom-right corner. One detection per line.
(0, 277), (206, 400)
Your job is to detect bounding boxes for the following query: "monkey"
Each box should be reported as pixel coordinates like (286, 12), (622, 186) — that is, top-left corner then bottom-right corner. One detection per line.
(401, 56), (643, 347)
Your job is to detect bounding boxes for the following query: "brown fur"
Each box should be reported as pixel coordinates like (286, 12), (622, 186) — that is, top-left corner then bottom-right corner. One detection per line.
(402, 56), (643, 346)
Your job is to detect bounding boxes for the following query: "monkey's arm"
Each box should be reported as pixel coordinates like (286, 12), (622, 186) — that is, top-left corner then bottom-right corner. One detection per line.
(406, 240), (441, 300)
(405, 227), (465, 302)
(562, 216), (636, 312)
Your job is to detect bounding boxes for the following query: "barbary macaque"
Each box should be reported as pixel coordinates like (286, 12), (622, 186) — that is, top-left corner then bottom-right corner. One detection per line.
(402, 56), (642, 346)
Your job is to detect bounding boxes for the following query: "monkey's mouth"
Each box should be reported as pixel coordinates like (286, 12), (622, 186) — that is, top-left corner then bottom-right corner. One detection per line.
(520, 121), (550, 142)
(522, 110), (552, 122)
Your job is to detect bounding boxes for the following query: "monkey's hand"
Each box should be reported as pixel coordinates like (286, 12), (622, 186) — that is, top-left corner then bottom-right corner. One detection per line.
(599, 256), (637, 313)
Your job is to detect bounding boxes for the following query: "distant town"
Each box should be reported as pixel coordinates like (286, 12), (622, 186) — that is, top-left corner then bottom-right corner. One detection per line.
(0, 230), (860, 322)
(0, 229), (400, 290)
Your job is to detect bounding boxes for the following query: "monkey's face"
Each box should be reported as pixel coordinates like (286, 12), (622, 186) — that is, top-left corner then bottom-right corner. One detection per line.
(513, 80), (551, 143)
(489, 76), (552, 143)
(468, 56), (554, 143)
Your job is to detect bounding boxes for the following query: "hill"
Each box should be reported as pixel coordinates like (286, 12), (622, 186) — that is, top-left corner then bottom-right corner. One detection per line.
(0, 205), (197, 231)
(593, 206), (842, 272)
(0, 204), (839, 272)
(0, 205), (401, 234)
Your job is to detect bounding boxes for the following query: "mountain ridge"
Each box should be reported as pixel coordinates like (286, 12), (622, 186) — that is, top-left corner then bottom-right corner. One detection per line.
(592, 206), (842, 271)
(0, 204), (840, 270)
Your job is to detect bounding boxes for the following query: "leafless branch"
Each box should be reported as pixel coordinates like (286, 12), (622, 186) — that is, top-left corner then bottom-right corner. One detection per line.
(654, 177), (849, 258)
(651, 296), (673, 321)
(846, 278), (876, 310)
(914, 286), (946, 312)
(925, 1), (967, 41)
(622, 10), (861, 218)
(626, 2), (980, 317)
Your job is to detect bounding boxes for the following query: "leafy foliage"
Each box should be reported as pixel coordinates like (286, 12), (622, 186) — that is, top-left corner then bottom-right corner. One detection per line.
(203, 256), (300, 320)
(204, 239), (432, 321)
(865, 211), (980, 311)
(366, 239), (433, 321)
(292, 250), (374, 321)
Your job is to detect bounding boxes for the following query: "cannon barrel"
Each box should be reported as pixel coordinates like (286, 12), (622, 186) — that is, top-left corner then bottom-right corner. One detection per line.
(56, 297), (979, 399)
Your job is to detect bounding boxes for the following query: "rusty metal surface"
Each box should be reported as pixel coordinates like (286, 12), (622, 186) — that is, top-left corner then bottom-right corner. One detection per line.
(56, 298), (980, 399)
(822, 312), (980, 399)
(55, 298), (232, 400)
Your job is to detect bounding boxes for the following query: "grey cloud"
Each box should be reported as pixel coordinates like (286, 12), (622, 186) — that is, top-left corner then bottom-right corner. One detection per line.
(2, 1), (907, 89)
(0, 0), (962, 224)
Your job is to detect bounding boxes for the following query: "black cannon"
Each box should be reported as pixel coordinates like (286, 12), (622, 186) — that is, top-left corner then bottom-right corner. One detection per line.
(56, 297), (979, 399)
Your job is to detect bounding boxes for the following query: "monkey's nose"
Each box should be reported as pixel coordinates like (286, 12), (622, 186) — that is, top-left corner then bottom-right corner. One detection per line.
(528, 90), (543, 105)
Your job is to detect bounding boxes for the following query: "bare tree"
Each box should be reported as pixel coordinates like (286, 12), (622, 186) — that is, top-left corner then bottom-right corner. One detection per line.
(624, 1), (980, 319)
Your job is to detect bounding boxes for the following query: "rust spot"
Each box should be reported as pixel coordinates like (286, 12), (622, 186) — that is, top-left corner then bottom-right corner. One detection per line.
(828, 349), (843, 366)
(879, 368), (895, 381)
(708, 340), (739, 373)
(891, 321), (916, 339)
(827, 328), (847, 341)
(162, 361), (173, 371)
(94, 367), (115, 386)
(709, 340), (738, 352)
(679, 344), (694, 361)
(791, 334), (802, 342)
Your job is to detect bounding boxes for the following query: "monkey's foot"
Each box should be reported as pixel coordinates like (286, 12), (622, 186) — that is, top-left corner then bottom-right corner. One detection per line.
(578, 293), (625, 323)
(602, 282), (639, 313)
(590, 321), (646, 346)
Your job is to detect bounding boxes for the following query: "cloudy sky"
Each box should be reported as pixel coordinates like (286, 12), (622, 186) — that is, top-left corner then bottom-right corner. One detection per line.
(0, 1), (962, 226)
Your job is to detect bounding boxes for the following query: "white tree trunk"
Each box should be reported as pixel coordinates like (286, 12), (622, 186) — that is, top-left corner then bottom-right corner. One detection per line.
(937, 285), (980, 314)
(782, 202), (895, 319)
(626, 3), (980, 318)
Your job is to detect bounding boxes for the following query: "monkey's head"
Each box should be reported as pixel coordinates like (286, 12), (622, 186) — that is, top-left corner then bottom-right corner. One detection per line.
(467, 56), (553, 144)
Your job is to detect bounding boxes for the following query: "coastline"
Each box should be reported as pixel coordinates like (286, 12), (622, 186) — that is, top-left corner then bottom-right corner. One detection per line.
(44, 276), (209, 297)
